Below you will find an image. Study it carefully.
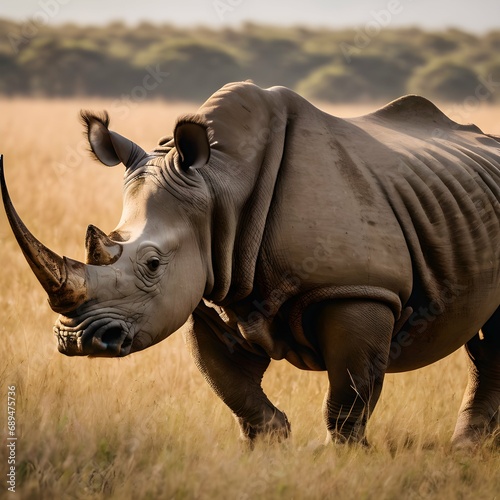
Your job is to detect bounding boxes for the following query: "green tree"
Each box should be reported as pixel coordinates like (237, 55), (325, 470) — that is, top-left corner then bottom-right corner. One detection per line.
(407, 59), (482, 101)
(237, 28), (327, 89)
(18, 38), (143, 97)
(296, 65), (371, 102)
(0, 50), (27, 95)
(480, 59), (500, 102)
(134, 39), (244, 100)
(347, 53), (410, 100)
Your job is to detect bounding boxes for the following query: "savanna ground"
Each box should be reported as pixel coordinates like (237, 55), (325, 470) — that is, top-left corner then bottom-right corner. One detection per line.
(0, 97), (499, 499)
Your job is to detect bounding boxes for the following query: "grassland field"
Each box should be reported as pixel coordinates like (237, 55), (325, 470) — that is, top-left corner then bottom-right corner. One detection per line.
(0, 97), (499, 499)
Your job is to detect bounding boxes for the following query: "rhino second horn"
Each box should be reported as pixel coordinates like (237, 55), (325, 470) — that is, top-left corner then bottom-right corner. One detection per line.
(0, 156), (88, 314)
(85, 224), (122, 265)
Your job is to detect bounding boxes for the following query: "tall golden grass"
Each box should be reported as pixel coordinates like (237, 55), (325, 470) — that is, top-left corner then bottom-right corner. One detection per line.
(0, 97), (499, 499)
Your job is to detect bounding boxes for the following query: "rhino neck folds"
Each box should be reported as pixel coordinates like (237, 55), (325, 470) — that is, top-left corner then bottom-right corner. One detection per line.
(202, 130), (289, 305)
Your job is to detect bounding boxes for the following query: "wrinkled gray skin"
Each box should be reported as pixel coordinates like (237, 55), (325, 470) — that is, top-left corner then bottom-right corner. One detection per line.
(2, 82), (499, 449)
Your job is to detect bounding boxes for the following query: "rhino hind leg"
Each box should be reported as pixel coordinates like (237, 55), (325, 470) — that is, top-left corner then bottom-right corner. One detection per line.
(184, 313), (290, 445)
(313, 299), (394, 445)
(452, 308), (500, 450)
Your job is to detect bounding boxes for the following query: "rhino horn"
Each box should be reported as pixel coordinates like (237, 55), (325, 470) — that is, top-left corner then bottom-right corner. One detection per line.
(85, 224), (122, 265)
(0, 156), (88, 314)
(80, 110), (147, 169)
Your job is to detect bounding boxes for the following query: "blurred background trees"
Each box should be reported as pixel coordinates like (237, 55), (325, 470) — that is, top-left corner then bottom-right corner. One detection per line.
(0, 18), (499, 103)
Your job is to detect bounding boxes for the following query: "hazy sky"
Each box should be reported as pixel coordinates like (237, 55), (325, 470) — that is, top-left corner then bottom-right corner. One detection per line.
(1, 0), (499, 32)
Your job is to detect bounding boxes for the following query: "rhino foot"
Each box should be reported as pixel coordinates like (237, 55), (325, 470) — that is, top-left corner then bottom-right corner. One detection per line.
(325, 429), (370, 448)
(452, 324), (500, 452)
(452, 417), (500, 451)
(237, 410), (291, 447)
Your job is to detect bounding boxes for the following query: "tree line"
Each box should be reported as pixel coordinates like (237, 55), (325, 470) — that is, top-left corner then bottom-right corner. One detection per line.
(1, 18), (499, 103)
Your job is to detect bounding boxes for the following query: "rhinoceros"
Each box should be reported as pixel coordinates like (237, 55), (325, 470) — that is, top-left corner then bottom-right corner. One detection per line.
(2, 82), (499, 448)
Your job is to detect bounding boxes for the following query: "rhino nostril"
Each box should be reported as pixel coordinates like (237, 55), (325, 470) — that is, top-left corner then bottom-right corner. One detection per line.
(101, 327), (123, 346)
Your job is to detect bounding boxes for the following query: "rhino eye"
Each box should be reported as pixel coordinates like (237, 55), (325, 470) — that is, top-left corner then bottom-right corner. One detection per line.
(146, 257), (161, 272)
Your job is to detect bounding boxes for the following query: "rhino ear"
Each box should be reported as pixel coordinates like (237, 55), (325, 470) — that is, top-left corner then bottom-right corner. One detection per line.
(174, 118), (210, 171)
(80, 110), (147, 169)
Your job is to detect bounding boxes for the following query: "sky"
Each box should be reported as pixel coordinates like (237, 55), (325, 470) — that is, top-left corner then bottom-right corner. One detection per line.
(1, 0), (499, 33)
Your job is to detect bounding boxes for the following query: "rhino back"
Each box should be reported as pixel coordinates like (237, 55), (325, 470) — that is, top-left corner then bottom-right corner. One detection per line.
(258, 91), (500, 369)
(355, 96), (500, 301)
(370, 119), (500, 368)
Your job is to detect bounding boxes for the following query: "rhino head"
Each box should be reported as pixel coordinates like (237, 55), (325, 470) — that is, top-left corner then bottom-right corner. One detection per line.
(1, 112), (213, 356)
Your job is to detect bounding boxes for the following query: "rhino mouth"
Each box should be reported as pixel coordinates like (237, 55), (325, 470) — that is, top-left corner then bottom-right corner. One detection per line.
(54, 317), (134, 357)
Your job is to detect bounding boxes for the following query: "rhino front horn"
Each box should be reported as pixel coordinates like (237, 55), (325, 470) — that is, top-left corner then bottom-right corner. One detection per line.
(0, 156), (88, 314)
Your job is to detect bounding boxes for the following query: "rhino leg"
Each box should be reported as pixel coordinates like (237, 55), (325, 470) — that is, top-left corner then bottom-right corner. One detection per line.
(314, 299), (394, 445)
(452, 308), (500, 449)
(184, 313), (290, 445)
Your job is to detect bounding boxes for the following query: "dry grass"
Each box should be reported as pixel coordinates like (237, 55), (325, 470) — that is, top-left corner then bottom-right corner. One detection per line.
(0, 97), (499, 499)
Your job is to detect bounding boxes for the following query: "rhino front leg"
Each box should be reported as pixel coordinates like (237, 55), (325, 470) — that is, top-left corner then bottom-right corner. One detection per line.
(184, 312), (290, 444)
(314, 299), (394, 445)
(452, 308), (500, 449)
